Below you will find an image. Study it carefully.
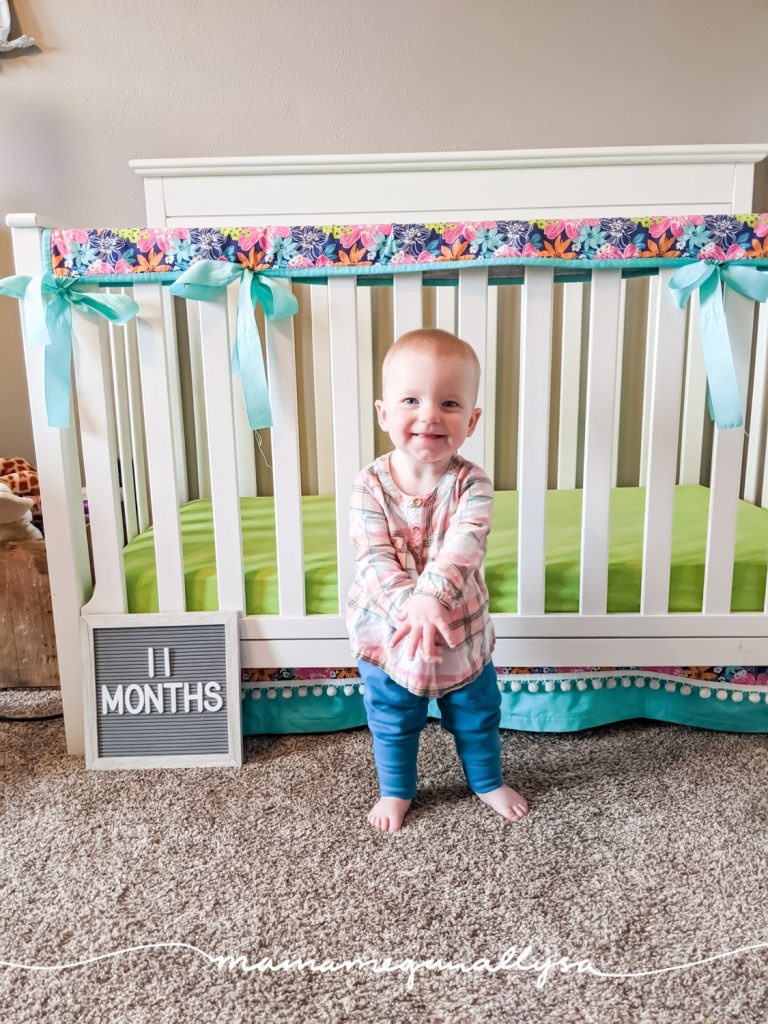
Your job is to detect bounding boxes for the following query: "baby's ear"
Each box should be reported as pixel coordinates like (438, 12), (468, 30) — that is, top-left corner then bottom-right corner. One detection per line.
(466, 407), (482, 437)
(374, 399), (387, 430)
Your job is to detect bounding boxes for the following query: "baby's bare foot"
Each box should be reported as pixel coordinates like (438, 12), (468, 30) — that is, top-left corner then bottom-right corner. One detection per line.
(476, 784), (529, 823)
(368, 796), (412, 833)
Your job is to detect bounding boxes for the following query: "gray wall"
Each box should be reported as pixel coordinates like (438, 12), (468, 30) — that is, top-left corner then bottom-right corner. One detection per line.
(2, 0), (767, 463)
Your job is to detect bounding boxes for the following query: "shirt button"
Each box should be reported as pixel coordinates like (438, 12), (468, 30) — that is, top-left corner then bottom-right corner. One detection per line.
(412, 498), (422, 507)
(413, 528), (422, 541)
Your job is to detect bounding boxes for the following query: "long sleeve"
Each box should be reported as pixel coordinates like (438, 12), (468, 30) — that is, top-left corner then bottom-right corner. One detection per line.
(413, 471), (493, 611)
(349, 474), (414, 622)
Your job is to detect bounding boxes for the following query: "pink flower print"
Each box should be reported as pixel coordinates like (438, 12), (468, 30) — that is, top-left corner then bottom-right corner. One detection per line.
(755, 214), (768, 238)
(114, 259), (134, 274)
(443, 224), (467, 245)
(417, 250), (436, 263)
(622, 243), (641, 258)
(287, 254), (314, 269)
(238, 226), (291, 252)
(521, 242), (540, 257)
(137, 228), (190, 254)
(238, 228), (263, 250)
(340, 224), (393, 249)
(50, 229), (89, 256)
(595, 244), (624, 260)
(698, 242), (727, 261)
(315, 255), (331, 267)
(84, 260), (114, 276)
(264, 226), (292, 250)
(390, 251), (417, 265)
(724, 243), (747, 260)
(650, 666), (687, 677)
(649, 216), (704, 239)
(731, 669), (767, 686)
(492, 244), (522, 258)
(443, 222), (496, 245)
(545, 219), (599, 241)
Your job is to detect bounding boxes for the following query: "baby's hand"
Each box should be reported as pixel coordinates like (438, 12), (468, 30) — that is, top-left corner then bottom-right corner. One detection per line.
(389, 594), (454, 664)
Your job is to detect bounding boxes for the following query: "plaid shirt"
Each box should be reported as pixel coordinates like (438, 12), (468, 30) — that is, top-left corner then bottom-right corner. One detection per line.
(345, 451), (496, 698)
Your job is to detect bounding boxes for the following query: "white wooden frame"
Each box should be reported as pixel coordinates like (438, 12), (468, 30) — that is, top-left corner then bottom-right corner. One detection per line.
(9, 143), (768, 756)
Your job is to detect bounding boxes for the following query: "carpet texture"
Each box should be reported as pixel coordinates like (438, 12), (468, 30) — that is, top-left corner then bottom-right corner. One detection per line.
(1, 689), (767, 1024)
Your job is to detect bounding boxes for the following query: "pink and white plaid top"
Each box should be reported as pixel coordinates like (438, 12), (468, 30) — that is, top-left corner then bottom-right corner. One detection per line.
(345, 451), (496, 698)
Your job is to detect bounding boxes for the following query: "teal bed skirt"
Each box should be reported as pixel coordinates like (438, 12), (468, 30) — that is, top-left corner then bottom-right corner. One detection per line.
(241, 668), (768, 735)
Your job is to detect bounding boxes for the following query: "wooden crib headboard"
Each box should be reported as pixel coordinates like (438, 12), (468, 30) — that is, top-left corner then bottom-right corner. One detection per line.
(130, 144), (762, 224)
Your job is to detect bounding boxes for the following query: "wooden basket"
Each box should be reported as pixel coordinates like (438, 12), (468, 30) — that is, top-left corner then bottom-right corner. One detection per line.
(0, 539), (59, 687)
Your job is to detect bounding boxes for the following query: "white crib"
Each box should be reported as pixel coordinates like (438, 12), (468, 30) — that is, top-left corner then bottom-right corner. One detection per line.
(7, 144), (768, 758)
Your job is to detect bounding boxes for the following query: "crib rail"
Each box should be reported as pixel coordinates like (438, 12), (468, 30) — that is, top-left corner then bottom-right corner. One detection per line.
(10, 222), (768, 666)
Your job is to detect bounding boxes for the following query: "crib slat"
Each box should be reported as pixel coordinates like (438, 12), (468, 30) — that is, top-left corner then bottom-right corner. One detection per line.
(640, 268), (688, 614)
(186, 298), (211, 499)
(393, 274), (423, 339)
(458, 268), (489, 469)
(517, 267), (555, 614)
(265, 278), (306, 617)
(760, 307), (768, 510)
(639, 275), (660, 486)
(557, 282), (584, 489)
(328, 277), (361, 610)
(436, 286), (457, 333)
(357, 286), (375, 468)
(745, 303), (768, 505)
(161, 290), (189, 504)
(611, 278), (627, 486)
(134, 283), (186, 612)
(108, 307), (138, 543)
(197, 296), (245, 613)
(11, 221), (91, 754)
(226, 284), (257, 498)
(679, 292), (707, 484)
(310, 284), (334, 495)
(580, 270), (622, 615)
(703, 290), (755, 614)
(484, 284), (499, 481)
(123, 309), (150, 532)
(73, 312), (127, 614)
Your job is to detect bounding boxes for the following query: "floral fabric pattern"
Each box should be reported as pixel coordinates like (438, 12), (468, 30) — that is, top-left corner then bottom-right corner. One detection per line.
(49, 214), (768, 280)
(241, 665), (768, 687)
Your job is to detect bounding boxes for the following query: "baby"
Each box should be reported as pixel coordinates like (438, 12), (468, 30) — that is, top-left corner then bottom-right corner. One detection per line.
(346, 327), (529, 832)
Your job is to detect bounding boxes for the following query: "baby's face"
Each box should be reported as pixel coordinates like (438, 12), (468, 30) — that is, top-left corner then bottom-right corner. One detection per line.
(375, 350), (481, 467)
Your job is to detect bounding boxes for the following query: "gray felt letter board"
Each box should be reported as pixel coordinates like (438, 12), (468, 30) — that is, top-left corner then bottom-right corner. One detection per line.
(82, 612), (242, 770)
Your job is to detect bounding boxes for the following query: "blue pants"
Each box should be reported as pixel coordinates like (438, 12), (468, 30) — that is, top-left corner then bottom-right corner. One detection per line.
(359, 659), (503, 799)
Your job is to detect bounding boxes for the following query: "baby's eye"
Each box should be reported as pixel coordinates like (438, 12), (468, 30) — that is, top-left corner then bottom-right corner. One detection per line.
(402, 397), (419, 405)
(442, 400), (460, 408)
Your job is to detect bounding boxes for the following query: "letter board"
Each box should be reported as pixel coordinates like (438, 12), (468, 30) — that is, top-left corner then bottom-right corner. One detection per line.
(82, 612), (241, 770)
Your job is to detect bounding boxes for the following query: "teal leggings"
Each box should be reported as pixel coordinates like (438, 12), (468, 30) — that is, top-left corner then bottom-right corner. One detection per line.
(359, 659), (503, 799)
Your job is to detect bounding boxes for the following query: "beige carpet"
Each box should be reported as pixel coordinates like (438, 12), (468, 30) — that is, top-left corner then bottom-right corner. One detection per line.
(2, 689), (767, 1024)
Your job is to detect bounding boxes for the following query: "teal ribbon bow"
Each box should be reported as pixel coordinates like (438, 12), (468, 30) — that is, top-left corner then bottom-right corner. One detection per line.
(0, 273), (139, 428)
(668, 261), (768, 430)
(169, 261), (299, 430)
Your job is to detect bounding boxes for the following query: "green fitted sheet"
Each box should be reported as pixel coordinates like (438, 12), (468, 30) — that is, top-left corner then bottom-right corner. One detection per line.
(123, 485), (768, 615)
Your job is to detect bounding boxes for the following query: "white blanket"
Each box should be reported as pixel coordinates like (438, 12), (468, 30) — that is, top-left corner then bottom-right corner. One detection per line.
(0, 0), (34, 51)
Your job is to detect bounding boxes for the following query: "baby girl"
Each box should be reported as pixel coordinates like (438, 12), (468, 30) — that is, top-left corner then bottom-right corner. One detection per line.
(346, 327), (529, 832)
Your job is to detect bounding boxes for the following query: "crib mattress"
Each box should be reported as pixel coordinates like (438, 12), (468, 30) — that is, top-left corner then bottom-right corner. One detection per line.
(123, 485), (768, 614)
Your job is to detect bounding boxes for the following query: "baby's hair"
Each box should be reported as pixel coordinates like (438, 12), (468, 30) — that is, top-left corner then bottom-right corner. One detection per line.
(382, 328), (481, 402)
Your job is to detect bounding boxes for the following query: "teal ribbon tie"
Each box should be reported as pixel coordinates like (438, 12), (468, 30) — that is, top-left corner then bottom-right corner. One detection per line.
(668, 261), (768, 430)
(0, 273), (139, 428)
(169, 261), (299, 430)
